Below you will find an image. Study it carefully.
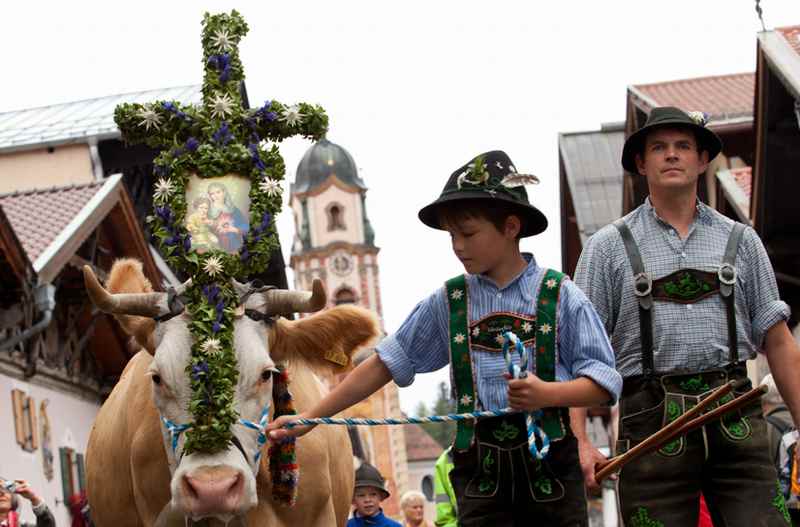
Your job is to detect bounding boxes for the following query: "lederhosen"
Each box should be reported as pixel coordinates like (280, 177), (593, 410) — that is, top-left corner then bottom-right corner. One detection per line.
(444, 270), (588, 527)
(613, 220), (791, 527)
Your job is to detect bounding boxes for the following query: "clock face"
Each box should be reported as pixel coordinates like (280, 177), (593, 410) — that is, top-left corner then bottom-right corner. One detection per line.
(330, 251), (353, 276)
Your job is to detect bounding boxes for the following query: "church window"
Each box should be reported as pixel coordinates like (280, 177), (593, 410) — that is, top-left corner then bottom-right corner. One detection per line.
(327, 203), (346, 231)
(334, 288), (357, 305)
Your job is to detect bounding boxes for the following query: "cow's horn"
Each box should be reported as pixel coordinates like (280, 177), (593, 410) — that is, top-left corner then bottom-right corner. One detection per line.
(83, 265), (171, 317)
(264, 278), (326, 315)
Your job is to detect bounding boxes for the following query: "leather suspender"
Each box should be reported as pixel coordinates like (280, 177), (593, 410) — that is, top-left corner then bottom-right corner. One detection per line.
(720, 223), (745, 363)
(613, 219), (746, 375)
(613, 219), (655, 376)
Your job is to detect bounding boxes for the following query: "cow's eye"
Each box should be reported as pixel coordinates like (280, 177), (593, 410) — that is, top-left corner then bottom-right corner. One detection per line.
(260, 369), (273, 383)
(152, 374), (162, 386)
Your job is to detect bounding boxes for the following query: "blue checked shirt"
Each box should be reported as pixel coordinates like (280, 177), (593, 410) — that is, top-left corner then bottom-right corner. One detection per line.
(377, 254), (622, 409)
(574, 199), (790, 379)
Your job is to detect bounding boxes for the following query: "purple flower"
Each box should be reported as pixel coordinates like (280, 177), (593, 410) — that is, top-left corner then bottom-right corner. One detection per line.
(261, 212), (272, 228)
(153, 164), (170, 177)
(185, 137), (200, 152)
(161, 101), (176, 112)
(207, 55), (219, 69)
(240, 246), (250, 262)
(212, 321), (221, 334)
(204, 284), (220, 303)
(215, 300), (225, 314)
(192, 361), (209, 381)
(183, 235), (192, 253)
(155, 206), (173, 222)
(212, 122), (234, 146)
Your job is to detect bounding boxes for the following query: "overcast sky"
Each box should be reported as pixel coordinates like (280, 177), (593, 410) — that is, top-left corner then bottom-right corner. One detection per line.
(2, 1), (798, 415)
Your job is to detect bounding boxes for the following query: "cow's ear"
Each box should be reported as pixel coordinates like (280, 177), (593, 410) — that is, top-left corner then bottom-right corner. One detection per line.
(269, 305), (381, 373)
(105, 259), (157, 354)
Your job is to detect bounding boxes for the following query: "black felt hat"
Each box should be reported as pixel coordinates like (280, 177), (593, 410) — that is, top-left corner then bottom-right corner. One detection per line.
(417, 150), (547, 237)
(354, 462), (390, 500)
(621, 106), (722, 174)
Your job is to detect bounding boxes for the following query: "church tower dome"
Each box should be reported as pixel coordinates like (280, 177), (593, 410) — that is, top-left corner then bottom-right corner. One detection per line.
(292, 138), (367, 195)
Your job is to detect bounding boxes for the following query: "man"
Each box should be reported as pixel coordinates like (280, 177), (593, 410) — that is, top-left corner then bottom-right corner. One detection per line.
(571, 106), (800, 526)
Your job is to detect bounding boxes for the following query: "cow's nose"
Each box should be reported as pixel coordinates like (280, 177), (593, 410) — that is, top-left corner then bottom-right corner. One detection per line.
(180, 466), (244, 517)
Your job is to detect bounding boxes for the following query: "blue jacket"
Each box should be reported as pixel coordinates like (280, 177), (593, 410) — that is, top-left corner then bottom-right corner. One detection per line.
(346, 509), (402, 527)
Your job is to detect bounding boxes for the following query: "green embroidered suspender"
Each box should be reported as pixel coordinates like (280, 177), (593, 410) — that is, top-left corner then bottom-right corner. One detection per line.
(446, 269), (567, 452)
(445, 275), (476, 452)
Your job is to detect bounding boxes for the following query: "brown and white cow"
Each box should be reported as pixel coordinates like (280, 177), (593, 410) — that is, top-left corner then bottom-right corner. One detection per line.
(83, 259), (379, 526)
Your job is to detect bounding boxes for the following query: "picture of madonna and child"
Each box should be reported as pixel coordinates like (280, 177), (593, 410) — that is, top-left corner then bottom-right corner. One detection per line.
(185, 181), (249, 253)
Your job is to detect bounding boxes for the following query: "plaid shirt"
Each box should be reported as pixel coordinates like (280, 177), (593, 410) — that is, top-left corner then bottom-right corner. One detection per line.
(575, 199), (790, 379)
(377, 254), (622, 408)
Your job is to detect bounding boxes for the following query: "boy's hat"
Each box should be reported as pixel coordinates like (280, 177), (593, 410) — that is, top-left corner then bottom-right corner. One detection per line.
(354, 462), (390, 500)
(417, 150), (548, 237)
(621, 106), (722, 174)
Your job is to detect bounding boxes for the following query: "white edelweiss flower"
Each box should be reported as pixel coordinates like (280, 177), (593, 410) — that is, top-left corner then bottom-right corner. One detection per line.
(459, 394), (473, 406)
(209, 93), (235, 120)
(450, 288), (464, 301)
(211, 28), (234, 52)
(522, 321), (533, 333)
(259, 178), (282, 197)
(153, 178), (175, 202)
(545, 278), (557, 289)
(137, 105), (162, 131)
(203, 255), (224, 277)
(539, 323), (552, 335)
(471, 326), (480, 337)
(687, 111), (709, 127)
(281, 104), (305, 126)
(453, 333), (466, 344)
(201, 338), (222, 355)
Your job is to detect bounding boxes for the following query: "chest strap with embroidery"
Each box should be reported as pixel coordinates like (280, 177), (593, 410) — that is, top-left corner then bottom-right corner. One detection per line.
(445, 270), (567, 452)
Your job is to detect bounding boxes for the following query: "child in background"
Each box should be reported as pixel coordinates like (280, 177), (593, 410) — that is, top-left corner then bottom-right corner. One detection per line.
(347, 463), (401, 527)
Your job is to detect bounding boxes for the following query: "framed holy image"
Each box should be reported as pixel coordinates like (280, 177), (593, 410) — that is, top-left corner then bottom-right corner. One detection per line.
(184, 174), (251, 254)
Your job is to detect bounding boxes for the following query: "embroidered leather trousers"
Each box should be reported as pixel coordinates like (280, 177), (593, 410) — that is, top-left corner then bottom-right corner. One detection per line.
(617, 365), (790, 527)
(449, 413), (588, 526)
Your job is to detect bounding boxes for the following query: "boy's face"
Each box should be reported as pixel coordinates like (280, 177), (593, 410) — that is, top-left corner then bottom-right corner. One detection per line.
(444, 214), (518, 276)
(352, 486), (383, 517)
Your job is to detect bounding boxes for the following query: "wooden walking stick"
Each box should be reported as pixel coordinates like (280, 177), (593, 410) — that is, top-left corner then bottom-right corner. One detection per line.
(595, 379), (764, 482)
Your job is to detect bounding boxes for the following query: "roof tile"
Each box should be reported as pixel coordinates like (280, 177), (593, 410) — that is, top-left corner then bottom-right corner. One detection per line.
(0, 181), (105, 264)
(404, 424), (443, 461)
(777, 26), (800, 56)
(631, 73), (754, 123)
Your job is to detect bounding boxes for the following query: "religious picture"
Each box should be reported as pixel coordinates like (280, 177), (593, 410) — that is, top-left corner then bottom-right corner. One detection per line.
(185, 174), (251, 254)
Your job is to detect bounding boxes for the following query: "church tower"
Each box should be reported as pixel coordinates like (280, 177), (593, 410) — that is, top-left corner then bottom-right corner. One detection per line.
(289, 139), (408, 516)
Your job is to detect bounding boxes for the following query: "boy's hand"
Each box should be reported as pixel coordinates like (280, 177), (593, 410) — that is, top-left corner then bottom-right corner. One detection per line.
(266, 414), (316, 442)
(506, 374), (552, 411)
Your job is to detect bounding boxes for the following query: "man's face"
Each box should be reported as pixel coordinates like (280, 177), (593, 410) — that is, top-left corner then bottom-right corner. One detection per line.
(635, 128), (709, 193)
(352, 486), (382, 517)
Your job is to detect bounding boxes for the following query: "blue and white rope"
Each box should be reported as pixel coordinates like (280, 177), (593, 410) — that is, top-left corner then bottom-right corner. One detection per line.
(284, 332), (551, 460)
(238, 402), (271, 463)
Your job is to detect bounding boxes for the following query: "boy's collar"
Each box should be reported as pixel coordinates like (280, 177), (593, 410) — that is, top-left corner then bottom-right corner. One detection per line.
(354, 508), (385, 521)
(476, 252), (537, 289)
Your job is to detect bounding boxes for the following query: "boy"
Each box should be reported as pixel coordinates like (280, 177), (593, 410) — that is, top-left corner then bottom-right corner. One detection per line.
(269, 151), (622, 526)
(347, 462), (401, 527)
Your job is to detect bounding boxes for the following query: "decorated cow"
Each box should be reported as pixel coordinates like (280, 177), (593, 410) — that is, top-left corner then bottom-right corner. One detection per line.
(84, 259), (379, 525)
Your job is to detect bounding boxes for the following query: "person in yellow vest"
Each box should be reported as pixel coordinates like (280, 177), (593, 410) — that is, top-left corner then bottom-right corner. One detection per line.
(432, 447), (456, 527)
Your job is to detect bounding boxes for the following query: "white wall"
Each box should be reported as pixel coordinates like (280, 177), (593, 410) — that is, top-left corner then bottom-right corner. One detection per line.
(0, 373), (100, 526)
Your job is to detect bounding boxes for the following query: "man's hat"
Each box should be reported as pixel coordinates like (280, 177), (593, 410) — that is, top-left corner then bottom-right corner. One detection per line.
(354, 462), (390, 500)
(417, 150), (548, 237)
(621, 106), (722, 174)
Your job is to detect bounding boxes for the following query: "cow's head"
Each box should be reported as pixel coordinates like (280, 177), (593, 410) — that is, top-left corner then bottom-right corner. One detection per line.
(84, 259), (379, 522)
